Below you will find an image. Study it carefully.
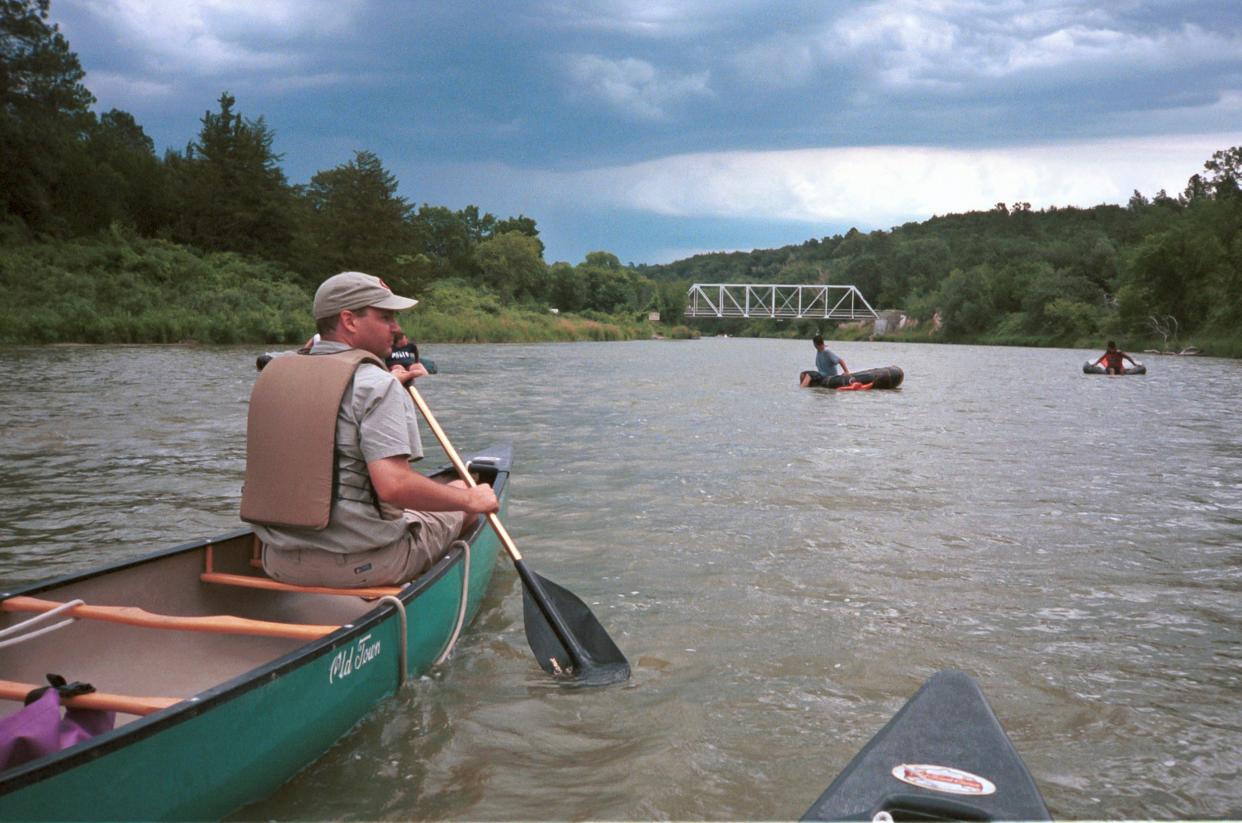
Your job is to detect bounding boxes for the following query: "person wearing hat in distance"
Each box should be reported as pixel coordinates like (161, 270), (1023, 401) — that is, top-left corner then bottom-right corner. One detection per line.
(243, 271), (498, 588)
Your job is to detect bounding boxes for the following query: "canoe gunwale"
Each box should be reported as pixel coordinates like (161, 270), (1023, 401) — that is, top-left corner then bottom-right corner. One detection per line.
(0, 446), (511, 800)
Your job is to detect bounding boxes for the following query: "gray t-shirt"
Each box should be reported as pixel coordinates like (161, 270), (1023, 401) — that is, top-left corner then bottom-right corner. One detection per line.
(815, 347), (843, 377)
(255, 341), (424, 554)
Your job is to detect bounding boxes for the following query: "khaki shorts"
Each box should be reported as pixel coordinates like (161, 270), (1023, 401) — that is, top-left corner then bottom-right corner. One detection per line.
(262, 509), (467, 588)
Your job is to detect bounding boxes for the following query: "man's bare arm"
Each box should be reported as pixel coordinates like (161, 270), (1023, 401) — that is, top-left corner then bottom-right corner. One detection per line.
(368, 456), (498, 513)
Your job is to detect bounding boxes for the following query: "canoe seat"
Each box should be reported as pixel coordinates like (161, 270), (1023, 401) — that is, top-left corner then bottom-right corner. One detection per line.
(1, 596), (337, 641)
(202, 542), (401, 599)
(0, 679), (179, 717)
(200, 572), (401, 600)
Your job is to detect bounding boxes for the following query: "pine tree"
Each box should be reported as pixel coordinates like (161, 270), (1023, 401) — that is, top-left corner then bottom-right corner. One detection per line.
(0, 0), (95, 231)
(169, 92), (296, 259)
(302, 150), (415, 278)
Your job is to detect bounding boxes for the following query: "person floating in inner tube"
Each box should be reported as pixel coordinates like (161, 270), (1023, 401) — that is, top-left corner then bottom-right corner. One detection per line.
(799, 333), (852, 388)
(386, 330), (418, 368)
(1093, 341), (1139, 375)
(385, 328), (430, 383)
(386, 329), (437, 375)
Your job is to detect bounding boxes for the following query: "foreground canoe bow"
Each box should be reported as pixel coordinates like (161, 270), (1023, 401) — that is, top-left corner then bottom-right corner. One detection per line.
(802, 670), (1052, 822)
(0, 445), (511, 820)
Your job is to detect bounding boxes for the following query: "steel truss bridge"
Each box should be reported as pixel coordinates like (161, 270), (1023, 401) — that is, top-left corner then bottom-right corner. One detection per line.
(684, 283), (878, 320)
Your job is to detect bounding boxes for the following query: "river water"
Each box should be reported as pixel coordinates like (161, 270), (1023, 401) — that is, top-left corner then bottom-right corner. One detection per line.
(1, 339), (1239, 820)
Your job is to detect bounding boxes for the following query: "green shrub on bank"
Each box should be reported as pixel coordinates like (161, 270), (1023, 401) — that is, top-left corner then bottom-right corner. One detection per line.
(412, 281), (642, 342)
(1183, 336), (1242, 358)
(0, 232), (312, 344)
(0, 235), (688, 345)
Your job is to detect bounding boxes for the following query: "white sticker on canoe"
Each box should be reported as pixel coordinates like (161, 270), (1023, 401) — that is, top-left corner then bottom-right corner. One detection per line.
(891, 764), (996, 796)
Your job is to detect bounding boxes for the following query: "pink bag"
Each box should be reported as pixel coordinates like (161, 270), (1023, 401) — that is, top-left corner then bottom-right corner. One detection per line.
(0, 676), (115, 771)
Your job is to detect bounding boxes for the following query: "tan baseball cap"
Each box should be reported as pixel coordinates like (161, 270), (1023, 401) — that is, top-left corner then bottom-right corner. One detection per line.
(313, 271), (418, 320)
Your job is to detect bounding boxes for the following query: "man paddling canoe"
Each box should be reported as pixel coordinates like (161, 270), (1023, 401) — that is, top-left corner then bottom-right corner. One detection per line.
(241, 271), (498, 588)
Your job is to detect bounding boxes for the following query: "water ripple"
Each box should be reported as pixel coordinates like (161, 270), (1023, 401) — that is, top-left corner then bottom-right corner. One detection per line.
(2, 341), (1240, 819)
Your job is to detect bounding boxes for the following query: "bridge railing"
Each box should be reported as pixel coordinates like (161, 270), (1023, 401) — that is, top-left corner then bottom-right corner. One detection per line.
(684, 284), (878, 320)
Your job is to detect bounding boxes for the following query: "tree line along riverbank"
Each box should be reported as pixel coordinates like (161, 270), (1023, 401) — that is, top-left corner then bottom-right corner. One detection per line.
(3, 1), (1241, 354)
(637, 164), (1242, 358)
(0, 229), (698, 345)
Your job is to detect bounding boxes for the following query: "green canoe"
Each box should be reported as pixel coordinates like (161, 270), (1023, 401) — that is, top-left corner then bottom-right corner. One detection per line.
(0, 445), (511, 820)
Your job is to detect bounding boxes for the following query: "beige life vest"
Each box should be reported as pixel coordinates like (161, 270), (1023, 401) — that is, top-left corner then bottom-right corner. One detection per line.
(240, 348), (386, 529)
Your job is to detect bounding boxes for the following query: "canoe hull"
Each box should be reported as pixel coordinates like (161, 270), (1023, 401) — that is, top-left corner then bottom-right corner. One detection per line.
(0, 447), (510, 820)
(2, 624), (407, 819)
(802, 670), (1051, 822)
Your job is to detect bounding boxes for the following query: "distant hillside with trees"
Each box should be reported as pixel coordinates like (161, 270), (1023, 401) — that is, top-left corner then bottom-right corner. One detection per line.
(639, 161), (1242, 355)
(2, 0), (1239, 355)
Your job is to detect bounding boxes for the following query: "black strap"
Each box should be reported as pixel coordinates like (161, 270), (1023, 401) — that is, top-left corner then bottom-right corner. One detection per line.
(24, 673), (97, 705)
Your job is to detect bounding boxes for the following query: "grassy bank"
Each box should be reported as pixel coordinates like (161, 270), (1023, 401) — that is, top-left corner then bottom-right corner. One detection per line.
(0, 234), (697, 345)
(0, 231), (311, 344)
(410, 281), (697, 342)
(3, 232), (1224, 353)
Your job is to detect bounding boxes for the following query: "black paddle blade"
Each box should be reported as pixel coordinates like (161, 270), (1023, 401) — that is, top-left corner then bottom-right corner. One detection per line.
(521, 571), (630, 687)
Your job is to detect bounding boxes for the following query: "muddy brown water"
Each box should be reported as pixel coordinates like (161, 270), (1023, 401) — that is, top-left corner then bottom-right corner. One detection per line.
(1, 339), (1239, 819)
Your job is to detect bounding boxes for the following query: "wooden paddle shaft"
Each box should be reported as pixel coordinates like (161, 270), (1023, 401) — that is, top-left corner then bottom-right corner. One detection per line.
(407, 385), (523, 562)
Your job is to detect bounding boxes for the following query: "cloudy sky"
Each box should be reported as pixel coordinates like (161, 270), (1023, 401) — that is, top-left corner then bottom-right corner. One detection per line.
(53, 0), (1242, 265)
